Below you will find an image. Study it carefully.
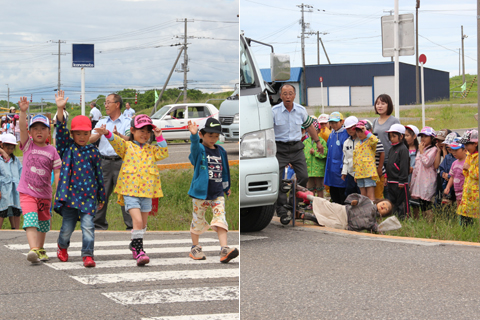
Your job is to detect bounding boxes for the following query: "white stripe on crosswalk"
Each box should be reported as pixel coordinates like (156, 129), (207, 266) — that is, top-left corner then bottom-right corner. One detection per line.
(142, 313), (239, 320)
(72, 269), (239, 285)
(5, 238), (220, 250)
(103, 286), (238, 305)
(47, 257), (238, 270)
(24, 245), (225, 258)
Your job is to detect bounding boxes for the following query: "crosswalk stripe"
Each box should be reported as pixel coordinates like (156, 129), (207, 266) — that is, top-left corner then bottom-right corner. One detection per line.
(103, 286), (238, 305)
(5, 238), (220, 250)
(46, 257), (238, 270)
(142, 313), (239, 320)
(23, 245), (224, 258)
(72, 269), (239, 285)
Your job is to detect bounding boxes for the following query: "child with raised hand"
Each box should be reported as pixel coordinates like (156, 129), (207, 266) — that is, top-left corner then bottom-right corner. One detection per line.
(404, 125), (419, 183)
(410, 126), (438, 215)
(456, 130), (479, 226)
(444, 138), (467, 206)
(303, 119), (328, 198)
(94, 114), (168, 266)
(53, 91), (106, 268)
(0, 134), (22, 229)
(385, 124), (411, 219)
(17, 97), (62, 264)
(352, 120), (379, 201)
(187, 118), (238, 263)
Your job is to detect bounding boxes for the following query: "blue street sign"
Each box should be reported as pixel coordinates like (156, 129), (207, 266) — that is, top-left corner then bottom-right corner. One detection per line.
(72, 44), (94, 68)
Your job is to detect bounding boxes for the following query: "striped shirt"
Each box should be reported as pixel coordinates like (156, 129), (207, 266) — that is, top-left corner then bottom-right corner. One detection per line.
(375, 137), (386, 175)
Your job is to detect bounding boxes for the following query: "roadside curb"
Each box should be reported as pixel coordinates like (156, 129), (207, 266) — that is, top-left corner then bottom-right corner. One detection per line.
(157, 160), (239, 170)
(271, 217), (480, 248)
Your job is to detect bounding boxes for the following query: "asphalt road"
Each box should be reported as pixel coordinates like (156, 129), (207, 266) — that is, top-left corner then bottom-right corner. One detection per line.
(158, 141), (239, 165)
(240, 221), (480, 320)
(0, 230), (239, 320)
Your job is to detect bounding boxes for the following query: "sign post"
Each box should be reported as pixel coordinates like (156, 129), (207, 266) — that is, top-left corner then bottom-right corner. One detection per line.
(319, 76), (324, 114)
(72, 44), (94, 115)
(419, 54), (427, 128)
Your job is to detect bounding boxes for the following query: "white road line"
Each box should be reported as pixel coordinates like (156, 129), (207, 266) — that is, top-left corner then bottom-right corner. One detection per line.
(22, 246), (225, 258)
(361, 237), (441, 246)
(142, 313), (239, 320)
(5, 238), (220, 250)
(72, 269), (239, 285)
(46, 257), (238, 270)
(103, 286), (238, 305)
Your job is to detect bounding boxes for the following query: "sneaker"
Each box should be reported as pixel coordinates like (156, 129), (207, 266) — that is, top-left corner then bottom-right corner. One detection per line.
(189, 245), (206, 260)
(57, 245), (68, 262)
(27, 249), (41, 264)
(83, 256), (96, 268)
(220, 246), (239, 263)
(136, 251), (150, 266)
(129, 241), (138, 260)
(36, 248), (49, 261)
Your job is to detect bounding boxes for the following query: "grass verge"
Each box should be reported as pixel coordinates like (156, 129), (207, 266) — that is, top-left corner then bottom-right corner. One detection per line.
(0, 165), (239, 231)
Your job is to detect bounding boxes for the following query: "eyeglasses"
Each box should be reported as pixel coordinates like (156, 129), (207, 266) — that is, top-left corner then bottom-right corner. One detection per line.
(104, 101), (116, 106)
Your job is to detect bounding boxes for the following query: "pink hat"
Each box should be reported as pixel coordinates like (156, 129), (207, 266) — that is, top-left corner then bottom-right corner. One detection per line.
(418, 126), (436, 137)
(131, 114), (156, 129)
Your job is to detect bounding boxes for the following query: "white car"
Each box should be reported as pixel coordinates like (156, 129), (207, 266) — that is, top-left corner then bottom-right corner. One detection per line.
(150, 103), (219, 140)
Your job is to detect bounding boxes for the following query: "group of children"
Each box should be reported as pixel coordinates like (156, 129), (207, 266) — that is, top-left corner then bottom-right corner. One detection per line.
(301, 94), (479, 226)
(2, 91), (238, 268)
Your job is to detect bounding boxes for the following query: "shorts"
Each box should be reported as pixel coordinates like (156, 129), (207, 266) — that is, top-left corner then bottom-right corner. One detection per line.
(20, 193), (52, 232)
(0, 207), (22, 218)
(356, 177), (377, 188)
(191, 197), (228, 235)
(124, 196), (152, 213)
(375, 175), (385, 199)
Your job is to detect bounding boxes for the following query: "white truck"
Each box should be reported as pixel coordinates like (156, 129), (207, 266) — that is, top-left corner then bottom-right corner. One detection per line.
(219, 85), (239, 141)
(240, 34), (290, 232)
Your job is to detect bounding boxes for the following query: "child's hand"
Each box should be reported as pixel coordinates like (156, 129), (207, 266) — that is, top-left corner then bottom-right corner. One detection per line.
(153, 127), (163, 137)
(310, 148), (314, 155)
(419, 142), (425, 154)
(112, 125), (118, 136)
(97, 203), (104, 210)
(94, 124), (109, 136)
(354, 177), (357, 182)
(442, 172), (449, 180)
(444, 187), (450, 195)
(409, 167), (413, 174)
(226, 189), (231, 196)
(317, 143), (324, 154)
(357, 125), (366, 132)
(187, 120), (198, 135)
(350, 200), (358, 206)
(377, 167), (382, 178)
(55, 90), (69, 109)
(463, 162), (470, 171)
(0, 191), (2, 199)
(18, 97), (29, 112)
(341, 174), (346, 181)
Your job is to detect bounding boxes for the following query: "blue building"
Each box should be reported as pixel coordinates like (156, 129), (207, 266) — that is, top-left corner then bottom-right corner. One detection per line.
(304, 61), (449, 107)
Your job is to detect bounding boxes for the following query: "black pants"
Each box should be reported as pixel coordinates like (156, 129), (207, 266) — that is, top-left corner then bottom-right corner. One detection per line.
(94, 158), (133, 230)
(345, 174), (360, 198)
(92, 120), (100, 147)
(330, 186), (346, 205)
(388, 183), (411, 220)
(275, 141), (308, 216)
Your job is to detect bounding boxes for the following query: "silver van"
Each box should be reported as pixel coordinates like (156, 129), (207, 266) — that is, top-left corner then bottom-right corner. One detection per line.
(240, 33), (290, 232)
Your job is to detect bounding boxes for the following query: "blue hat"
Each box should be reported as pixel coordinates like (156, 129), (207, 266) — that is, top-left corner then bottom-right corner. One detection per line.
(449, 138), (464, 150)
(29, 114), (50, 129)
(328, 112), (344, 122)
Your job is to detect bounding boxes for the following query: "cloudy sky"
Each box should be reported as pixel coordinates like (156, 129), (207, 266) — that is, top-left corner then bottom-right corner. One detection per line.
(0, 0), (239, 104)
(240, 0), (476, 80)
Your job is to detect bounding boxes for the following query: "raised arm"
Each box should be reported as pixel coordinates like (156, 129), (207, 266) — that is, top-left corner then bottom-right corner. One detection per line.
(18, 97), (29, 146)
(55, 90), (69, 123)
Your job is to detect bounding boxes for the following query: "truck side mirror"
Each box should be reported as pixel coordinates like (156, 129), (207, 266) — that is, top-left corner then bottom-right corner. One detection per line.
(271, 53), (290, 81)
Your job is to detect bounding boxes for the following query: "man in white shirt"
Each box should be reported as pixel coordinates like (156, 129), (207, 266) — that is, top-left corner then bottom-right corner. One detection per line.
(89, 102), (102, 128)
(123, 102), (135, 119)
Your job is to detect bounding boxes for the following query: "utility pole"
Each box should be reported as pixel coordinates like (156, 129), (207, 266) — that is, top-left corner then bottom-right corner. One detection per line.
(51, 40), (66, 92)
(297, 3), (313, 105)
(176, 19), (193, 102)
(415, 0), (420, 104)
(6, 84), (9, 109)
(459, 48), (461, 76)
(314, 31), (329, 64)
(461, 26), (467, 84)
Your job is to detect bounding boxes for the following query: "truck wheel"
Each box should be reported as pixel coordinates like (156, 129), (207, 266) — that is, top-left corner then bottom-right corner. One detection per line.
(240, 205), (275, 232)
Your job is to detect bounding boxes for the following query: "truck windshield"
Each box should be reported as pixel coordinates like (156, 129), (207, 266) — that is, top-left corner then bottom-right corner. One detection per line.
(240, 41), (255, 88)
(151, 106), (170, 119)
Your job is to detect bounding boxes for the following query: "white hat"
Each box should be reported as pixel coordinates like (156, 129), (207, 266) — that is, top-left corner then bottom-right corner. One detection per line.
(1, 134), (17, 145)
(405, 125), (419, 136)
(318, 114), (329, 124)
(344, 116), (359, 129)
(386, 124), (406, 134)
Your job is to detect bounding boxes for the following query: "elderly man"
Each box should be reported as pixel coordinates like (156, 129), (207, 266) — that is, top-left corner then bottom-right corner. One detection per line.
(89, 93), (133, 230)
(123, 102), (135, 119)
(272, 84), (323, 218)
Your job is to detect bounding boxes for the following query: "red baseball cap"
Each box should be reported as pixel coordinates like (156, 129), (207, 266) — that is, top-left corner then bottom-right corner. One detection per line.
(71, 115), (92, 131)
